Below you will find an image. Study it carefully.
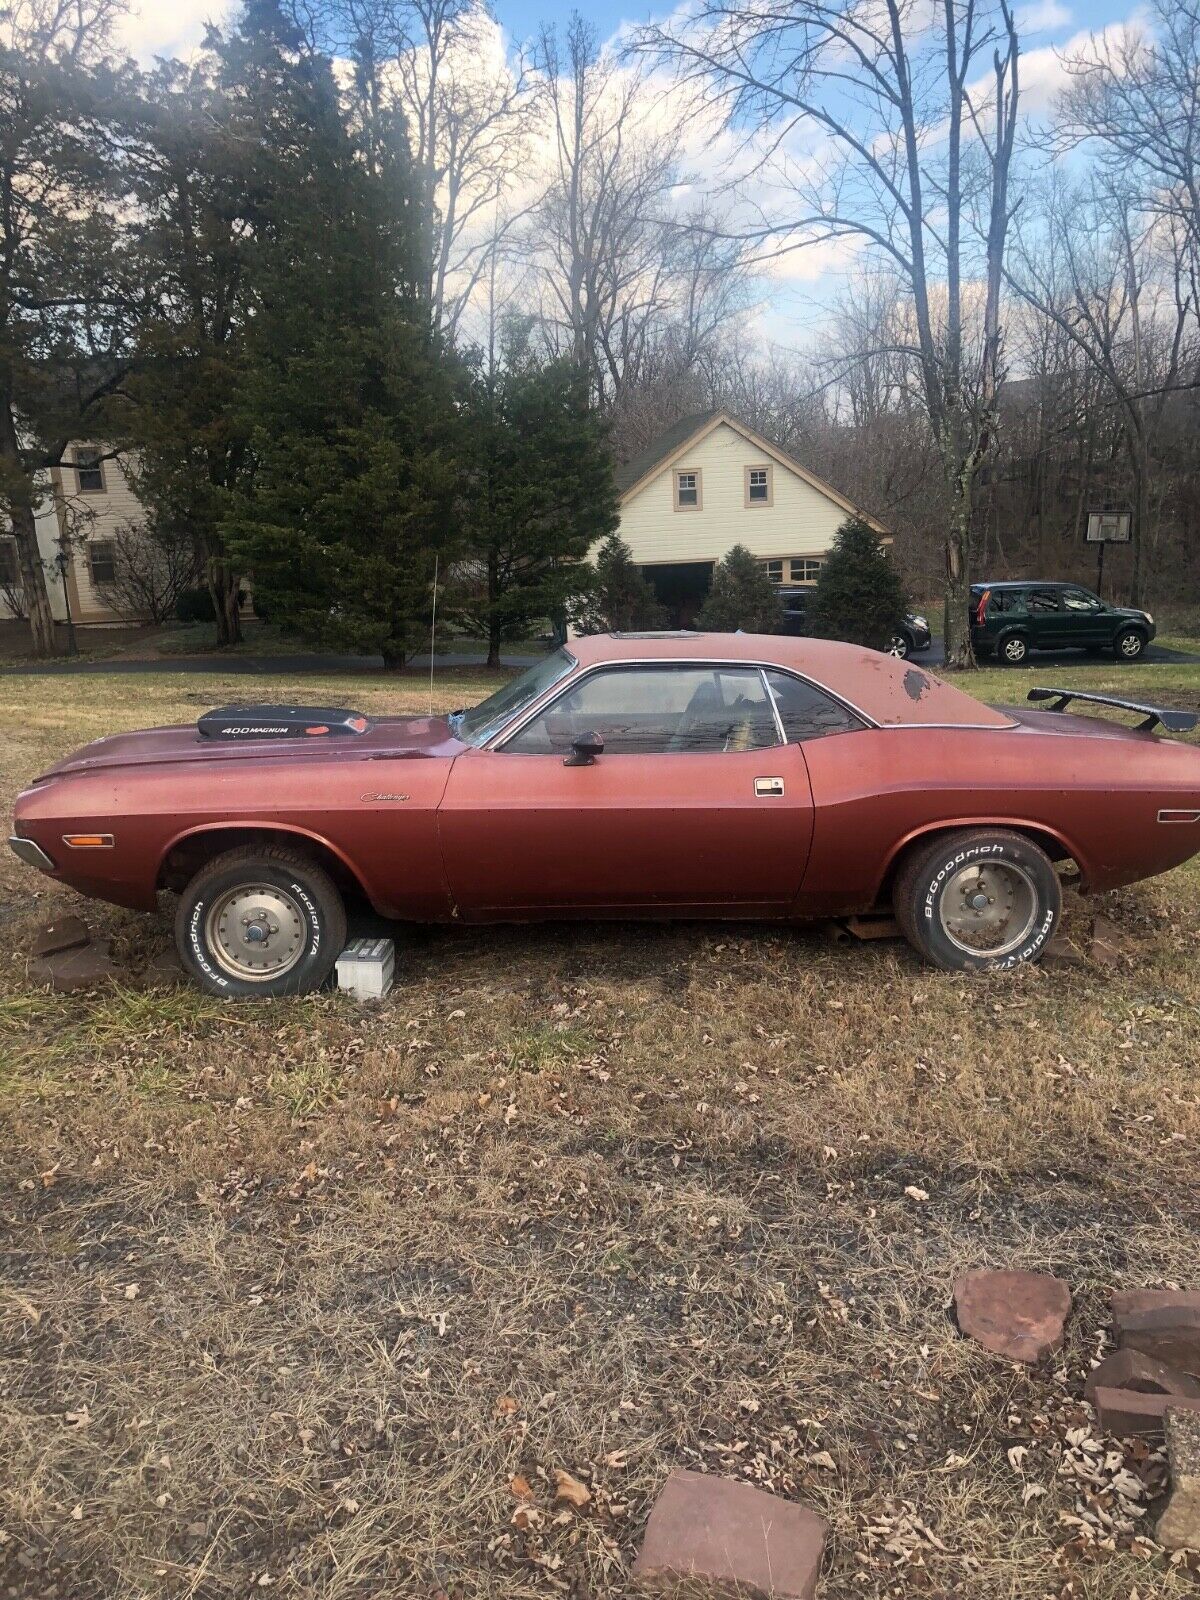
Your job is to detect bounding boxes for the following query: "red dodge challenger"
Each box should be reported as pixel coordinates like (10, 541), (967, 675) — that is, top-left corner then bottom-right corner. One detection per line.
(10, 632), (1200, 996)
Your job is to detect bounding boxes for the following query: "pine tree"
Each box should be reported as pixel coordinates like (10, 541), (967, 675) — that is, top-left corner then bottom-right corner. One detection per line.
(218, 0), (468, 668)
(574, 533), (666, 633)
(459, 326), (619, 666)
(805, 516), (909, 651)
(696, 545), (784, 633)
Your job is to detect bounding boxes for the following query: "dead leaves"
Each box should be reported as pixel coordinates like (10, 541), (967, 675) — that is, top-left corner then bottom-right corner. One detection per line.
(552, 1469), (591, 1509)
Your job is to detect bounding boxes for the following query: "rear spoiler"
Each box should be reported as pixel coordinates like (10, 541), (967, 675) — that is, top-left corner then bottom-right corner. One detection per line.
(1027, 687), (1198, 735)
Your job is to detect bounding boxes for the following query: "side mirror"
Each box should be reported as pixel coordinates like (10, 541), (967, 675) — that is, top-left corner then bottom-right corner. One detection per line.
(564, 729), (604, 767)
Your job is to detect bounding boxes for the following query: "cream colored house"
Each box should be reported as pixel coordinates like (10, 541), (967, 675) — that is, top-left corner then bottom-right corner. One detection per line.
(613, 410), (886, 623)
(0, 445), (153, 626)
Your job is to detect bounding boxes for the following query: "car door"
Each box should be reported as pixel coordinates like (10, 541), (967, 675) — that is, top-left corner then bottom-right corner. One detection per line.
(1025, 586), (1064, 648)
(437, 661), (814, 916)
(1059, 586), (1108, 649)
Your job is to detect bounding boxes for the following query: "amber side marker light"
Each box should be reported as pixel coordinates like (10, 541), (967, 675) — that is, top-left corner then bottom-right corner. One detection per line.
(62, 833), (114, 848)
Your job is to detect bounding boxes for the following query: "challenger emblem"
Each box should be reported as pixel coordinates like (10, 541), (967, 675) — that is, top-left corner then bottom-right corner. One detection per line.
(360, 793), (410, 803)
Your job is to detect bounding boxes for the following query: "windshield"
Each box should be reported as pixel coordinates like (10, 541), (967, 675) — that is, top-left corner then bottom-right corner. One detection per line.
(452, 649), (576, 747)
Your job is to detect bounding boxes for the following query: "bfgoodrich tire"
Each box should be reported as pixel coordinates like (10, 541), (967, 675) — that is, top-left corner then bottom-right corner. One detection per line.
(175, 845), (346, 998)
(893, 828), (1061, 972)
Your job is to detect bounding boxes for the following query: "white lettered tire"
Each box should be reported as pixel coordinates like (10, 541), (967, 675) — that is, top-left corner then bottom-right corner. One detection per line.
(893, 829), (1061, 972)
(175, 845), (346, 998)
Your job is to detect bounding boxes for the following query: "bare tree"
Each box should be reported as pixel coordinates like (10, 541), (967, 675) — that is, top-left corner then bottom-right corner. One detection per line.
(632, 0), (1021, 667)
(93, 519), (201, 624)
(1009, 177), (1194, 604)
(1058, 0), (1200, 284)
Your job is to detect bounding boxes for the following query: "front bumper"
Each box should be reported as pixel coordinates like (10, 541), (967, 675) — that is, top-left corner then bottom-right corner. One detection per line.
(8, 834), (55, 871)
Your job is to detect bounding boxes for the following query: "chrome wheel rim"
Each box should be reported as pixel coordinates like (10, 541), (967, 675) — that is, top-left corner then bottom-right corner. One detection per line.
(1119, 633), (1142, 657)
(888, 634), (908, 657)
(205, 884), (307, 981)
(938, 860), (1040, 957)
(1004, 639), (1026, 662)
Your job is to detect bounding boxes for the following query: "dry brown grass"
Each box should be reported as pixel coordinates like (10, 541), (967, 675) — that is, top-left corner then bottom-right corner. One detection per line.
(2, 666), (1200, 1598)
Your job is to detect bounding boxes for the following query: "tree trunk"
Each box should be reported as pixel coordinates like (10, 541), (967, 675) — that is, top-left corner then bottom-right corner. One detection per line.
(942, 500), (975, 670)
(12, 500), (58, 657)
(206, 558), (242, 647)
(380, 640), (406, 672)
(487, 627), (502, 668)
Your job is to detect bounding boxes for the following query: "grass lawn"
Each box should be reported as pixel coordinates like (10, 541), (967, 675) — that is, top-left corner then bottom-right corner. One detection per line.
(2, 659), (1200, 1598)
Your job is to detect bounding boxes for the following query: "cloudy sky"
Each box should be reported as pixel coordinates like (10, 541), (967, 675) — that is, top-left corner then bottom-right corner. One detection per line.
(117, 0), (1149, 345)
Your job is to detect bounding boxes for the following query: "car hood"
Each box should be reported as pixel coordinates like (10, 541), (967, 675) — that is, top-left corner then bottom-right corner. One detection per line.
(35, 714), (466, 780)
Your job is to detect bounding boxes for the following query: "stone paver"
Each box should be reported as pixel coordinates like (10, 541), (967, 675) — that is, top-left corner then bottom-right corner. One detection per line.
(633, 1469), (828, 1599)
(1092, 1388), (1200, 1439)
(28, 939), (118, 992)
(1084, 1348), (1200, 1403)
(953, 1270), (1071, 1363)
(1113, 1291), (1200, 1378)
(31, 914), (90, 957)
(1158, 1407), (1200, 1551)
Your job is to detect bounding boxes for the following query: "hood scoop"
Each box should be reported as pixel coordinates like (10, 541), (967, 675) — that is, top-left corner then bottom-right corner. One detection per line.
(197, 705), (371, 741)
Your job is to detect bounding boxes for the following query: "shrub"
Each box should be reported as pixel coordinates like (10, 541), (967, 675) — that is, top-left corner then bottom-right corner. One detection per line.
(574, 534), (666, 632)
(805, 516), (909, 651)
(696, 544), (784, 633)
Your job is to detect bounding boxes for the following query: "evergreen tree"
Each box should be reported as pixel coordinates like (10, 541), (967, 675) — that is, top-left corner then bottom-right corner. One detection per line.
(459, 327), (620, 665)
(574, 533), (666, 633)
(125, 51), (261, 646)
(696, 545), (784, 633)
(218, 1), (468, 667)
(805, 516), (909, 651)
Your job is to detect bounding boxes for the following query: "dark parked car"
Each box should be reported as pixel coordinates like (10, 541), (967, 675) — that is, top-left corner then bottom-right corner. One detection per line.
(971, 582), (1155, 665)
(779, 587), (931, 657)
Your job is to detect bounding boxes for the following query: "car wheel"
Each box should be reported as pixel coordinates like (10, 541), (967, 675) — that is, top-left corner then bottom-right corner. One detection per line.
(887, 632), (910, 658)
(999, 633), (1029, 665)
(893, 828), (1061, 972)
(175, 845), (347, 998)
(1115, 627), (1147, 662)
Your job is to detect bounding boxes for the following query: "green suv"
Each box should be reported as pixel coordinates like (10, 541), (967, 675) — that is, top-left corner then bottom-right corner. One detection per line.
(970, 582), (1155, 665)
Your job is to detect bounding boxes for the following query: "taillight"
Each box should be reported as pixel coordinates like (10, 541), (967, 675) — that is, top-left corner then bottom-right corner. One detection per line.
(975, 589), (991, 625)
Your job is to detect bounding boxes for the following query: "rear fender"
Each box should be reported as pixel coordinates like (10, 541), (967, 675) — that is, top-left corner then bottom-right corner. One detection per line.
(877, 816), (1086, 901)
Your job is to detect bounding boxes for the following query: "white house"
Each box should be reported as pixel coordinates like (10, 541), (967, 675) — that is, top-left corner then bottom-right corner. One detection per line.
(0, 446), (154, 627)
(612, 410), (886, 623)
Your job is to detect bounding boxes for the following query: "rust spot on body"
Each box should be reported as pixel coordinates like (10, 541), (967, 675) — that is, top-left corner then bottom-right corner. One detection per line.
(904, 669), (930, 702)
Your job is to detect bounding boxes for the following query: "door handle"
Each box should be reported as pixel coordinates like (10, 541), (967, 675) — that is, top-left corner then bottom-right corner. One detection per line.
(755, 777), (785, 797)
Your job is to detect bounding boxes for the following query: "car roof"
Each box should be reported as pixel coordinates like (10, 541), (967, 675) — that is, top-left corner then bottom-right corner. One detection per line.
(972, 580), (1080, 590)
(565, 632), (1014, 728)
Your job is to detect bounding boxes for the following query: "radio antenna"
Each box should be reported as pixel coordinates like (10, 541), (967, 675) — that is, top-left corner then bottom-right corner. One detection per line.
(428, 553), (439, 716)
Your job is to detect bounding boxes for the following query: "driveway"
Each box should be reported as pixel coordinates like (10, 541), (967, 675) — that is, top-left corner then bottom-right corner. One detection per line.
(917, 639), (1199, 668)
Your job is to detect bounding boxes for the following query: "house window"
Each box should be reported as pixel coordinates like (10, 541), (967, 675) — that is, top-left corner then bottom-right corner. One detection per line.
(790, 558), (823, 584)
(745, 465), (773, 506)
(75, 447), (105, 494)
(87, 540), (116, 586)
(762, 559), (783, 583)
(674, 469), (701, 510)
(0, 537), (17, 585)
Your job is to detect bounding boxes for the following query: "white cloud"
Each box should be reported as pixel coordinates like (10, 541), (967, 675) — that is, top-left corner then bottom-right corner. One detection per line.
(118, 0), (233, 66)
(1015, 0), (1072, 34)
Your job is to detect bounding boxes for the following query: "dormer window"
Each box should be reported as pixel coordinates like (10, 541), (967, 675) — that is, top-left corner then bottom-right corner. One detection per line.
(75, 447), (105, 493)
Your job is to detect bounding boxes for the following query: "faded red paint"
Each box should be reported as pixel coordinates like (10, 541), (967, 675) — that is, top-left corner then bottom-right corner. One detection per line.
(12, 634), (1200, 923)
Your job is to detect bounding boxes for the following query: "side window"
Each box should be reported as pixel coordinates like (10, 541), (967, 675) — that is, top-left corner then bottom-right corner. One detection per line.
(765, 671), (864, 742)
(1027, 588), (1061, 614)
(986, 590), (1022, 616)
(505, 665), (780, 755)
(1062, 587), (1100, 612)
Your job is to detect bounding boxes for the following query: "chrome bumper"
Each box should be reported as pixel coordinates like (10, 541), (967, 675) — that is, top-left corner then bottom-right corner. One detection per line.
(8, 834), (55, 871)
